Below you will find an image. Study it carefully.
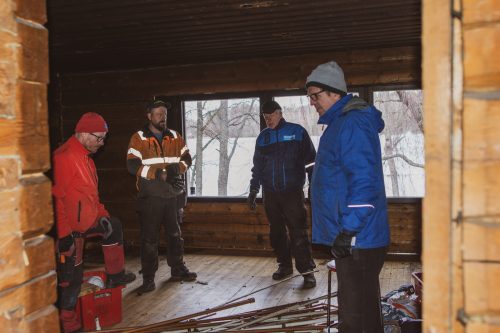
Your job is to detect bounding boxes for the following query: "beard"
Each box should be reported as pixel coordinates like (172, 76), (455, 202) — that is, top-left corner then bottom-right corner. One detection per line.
(152, 121), (166, 132)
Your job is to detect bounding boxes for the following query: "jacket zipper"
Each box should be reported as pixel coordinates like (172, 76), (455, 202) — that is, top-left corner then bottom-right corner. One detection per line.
(77, 201), (81, 223)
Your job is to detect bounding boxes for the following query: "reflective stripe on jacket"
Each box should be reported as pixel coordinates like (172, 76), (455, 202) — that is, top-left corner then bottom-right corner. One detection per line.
(127, 125), (192, 198)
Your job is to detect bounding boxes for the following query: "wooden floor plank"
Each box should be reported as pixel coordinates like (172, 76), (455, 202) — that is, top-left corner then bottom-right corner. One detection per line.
(84, 254), (421, 328)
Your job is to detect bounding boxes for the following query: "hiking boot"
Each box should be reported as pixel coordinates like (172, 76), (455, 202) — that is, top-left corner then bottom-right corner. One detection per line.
(137, 278), (155, 296)
(106, 270), (136, 288)
(171, 264), (197, 282)
(302, 273), (316, 289)
(272, 265), (293, 280)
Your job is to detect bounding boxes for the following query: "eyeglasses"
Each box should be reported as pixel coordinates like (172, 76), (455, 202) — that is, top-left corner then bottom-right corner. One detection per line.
(307, 89), (326, 101)
(89, 133), (106, 142)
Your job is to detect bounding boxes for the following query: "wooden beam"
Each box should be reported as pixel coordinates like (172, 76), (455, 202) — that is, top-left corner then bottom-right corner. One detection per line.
(422, 0), (453, 331)
(59, 46), (420, 106)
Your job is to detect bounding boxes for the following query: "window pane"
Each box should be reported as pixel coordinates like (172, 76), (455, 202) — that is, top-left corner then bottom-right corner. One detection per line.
(274, 95), (321, 150)
(374, 89), (424, 197)
(274, 93), (359, 151)
(184, 98), (260, 197)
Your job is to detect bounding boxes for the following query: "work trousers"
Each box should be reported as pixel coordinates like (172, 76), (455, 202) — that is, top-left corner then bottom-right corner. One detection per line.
(263, 189), (316, 273)
(137, 196), (184, 280)
(336, 246), (387, 333)
(57, 217), (125, 332)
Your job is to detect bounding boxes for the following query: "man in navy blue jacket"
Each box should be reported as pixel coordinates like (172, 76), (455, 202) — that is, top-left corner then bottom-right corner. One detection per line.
(248, 100), (317, 288)
(306, 61), (390, 332)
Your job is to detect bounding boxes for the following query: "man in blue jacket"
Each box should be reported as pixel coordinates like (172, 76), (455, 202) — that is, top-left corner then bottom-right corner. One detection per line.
(248, 100), (317, 289)
(306, 61), (390, 332)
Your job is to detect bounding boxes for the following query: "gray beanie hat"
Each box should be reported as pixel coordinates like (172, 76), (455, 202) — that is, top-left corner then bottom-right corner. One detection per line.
(305, 61), (347, 96)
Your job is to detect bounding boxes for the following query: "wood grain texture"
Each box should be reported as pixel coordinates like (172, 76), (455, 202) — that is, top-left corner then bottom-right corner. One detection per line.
(15, 0), (47, 24)
(463, 0), (500, 25)
(111, 200), (421, 255)
(0, 189), (20, 235)
(463, 25), (500, 91)
(0, 235), (25, 292)
(0, 119), (19, 156)
(464, 262), (500, 314)
(19, 175), (53, 239)
(16, 80), (50, 173)
(110, 254), (421, 328)
(17, 22), (48, 83)
(59, 46), (420, 106)
(422, 0), (453, 331)
(0, 271), (57, 317)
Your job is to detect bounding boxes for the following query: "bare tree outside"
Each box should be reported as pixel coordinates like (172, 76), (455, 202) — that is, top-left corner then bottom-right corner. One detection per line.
(184, 90), (424, 198)
(374, 90), (424, 197)
(184, 98), (260, 196)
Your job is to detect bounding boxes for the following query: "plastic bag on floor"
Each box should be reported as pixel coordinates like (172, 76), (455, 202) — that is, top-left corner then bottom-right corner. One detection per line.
(384, 323), (401, 333)
(382, 284), (419, 320)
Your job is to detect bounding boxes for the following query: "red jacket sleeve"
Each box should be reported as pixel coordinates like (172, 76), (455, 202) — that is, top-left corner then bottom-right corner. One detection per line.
(52, 153), (75, 238)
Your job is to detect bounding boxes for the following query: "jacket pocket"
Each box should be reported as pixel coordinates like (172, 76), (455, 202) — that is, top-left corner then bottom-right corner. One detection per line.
(63, 192), (99, 233)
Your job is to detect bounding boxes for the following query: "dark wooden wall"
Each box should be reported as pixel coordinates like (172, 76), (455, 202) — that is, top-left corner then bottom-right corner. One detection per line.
(50, 46), (422, 257)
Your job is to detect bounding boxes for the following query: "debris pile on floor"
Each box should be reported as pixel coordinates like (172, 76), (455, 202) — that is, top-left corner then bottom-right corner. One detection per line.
(99, 294), (338, 332)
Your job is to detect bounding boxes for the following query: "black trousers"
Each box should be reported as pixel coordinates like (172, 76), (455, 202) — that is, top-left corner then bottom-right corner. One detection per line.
(137, 196), (184, 280)
(336, 247), (387, 333)
(57, 216), (124, 310)
(263, 189), (316, 273)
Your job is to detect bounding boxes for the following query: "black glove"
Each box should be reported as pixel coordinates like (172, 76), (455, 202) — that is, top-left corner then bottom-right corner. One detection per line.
(170, 176), (185, 191)
(98, 216), (113, 239)
(247, 190), (258, 210)
(166, 163), (180, 181)
(330, 231), (356, 259)
(58, 234), (74, 254)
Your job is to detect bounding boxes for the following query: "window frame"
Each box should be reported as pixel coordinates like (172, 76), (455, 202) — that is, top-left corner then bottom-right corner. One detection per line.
(179, 84), (422, 203)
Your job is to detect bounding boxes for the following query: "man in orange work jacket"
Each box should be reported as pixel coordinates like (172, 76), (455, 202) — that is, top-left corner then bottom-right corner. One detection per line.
(127, 99), (196, 295)
(52, 112), (136, 333)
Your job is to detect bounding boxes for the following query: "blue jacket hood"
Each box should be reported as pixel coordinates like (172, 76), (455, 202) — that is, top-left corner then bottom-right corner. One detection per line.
(319, 94), (385, 134)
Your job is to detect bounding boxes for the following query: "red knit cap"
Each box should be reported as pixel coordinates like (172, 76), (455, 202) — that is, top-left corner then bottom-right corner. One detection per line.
(75, 112), (108, 133)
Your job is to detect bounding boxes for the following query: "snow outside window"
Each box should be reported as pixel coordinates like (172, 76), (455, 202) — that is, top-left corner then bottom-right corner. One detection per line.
(374, 89), (424, 197)
(184, 98), (260, 197)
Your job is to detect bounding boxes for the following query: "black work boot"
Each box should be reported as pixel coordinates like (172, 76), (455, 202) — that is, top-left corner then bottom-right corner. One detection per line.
(272, 265), (293, 280)
(171, 264), (197, 282)
(302, 273), (316, 289)
(137, 278), (155, 296)
(106, 270), (136, 288)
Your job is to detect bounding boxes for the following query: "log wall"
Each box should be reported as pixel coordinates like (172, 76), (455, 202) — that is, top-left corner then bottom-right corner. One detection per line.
(0, 0), (59, 332)
(423, 0), (500, 331)
(51, 46), (422, 257)
(461, 0), (500, 330)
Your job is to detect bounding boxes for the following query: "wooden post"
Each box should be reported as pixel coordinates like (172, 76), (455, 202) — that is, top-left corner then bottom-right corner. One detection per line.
(422, 0), (454, 331)
(424, 0), (500, 331)
(0, 0), (59, 331)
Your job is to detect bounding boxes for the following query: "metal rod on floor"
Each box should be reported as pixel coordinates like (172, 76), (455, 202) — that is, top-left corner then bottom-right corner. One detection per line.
(107, 297), (255, 333)
(327, 269), (332, 329)
(220, 269), (320, 307)
(203, 296), (326, 332)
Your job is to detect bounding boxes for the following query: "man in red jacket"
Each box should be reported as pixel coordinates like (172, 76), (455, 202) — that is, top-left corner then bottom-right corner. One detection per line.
(52, 112), (136, 333)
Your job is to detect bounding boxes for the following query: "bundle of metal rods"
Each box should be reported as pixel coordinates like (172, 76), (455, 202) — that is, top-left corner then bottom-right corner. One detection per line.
(97, 293), (338, 333)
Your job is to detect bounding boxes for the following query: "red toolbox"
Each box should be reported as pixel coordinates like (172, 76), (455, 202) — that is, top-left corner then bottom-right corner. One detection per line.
(76, 271), (125, 330)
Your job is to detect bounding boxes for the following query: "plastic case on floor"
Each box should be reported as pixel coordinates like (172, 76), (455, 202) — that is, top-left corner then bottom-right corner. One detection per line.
(76, 270), (125, 330)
